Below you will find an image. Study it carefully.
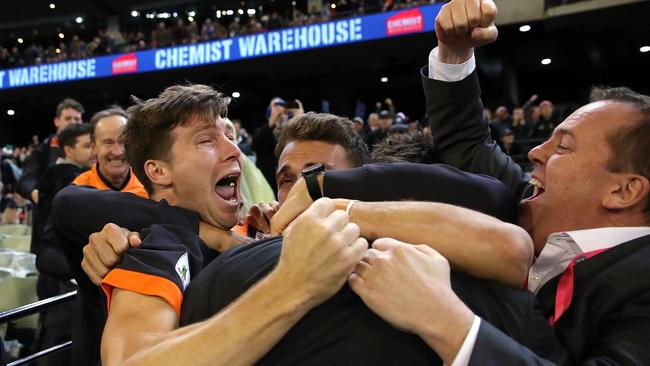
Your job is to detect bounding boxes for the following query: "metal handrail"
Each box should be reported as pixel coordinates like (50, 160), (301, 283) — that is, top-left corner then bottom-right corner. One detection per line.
(7, 341), (72, 366)
(0, 290), (77, 324)
(1, 290), (77, 365)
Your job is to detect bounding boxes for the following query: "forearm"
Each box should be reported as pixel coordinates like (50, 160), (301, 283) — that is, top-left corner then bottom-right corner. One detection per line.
(122, 270), (312, 366)
(351, 201), (532, 286)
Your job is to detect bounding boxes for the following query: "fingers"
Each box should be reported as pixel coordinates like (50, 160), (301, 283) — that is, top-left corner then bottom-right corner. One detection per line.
(466, 0), (482, 29)
(449, 0), (468, 37)
(248, 205), (271, 233)
(436, 5), (454, 35)
(82, 244), (110, 285)
(128, 232), (142, 247)
(480, 0), (497, 27)
(103, 223), (130, 254)
(471, 24), (498, 46)
(371, 237), (402, 251)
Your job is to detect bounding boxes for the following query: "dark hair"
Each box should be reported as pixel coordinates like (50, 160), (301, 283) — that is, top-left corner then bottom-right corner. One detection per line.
(58, 123), (91, 158)
(591, 86), (650, 217)
(275, 112), (368, 167)
(370, 130), (438, 164)
(89, 106), (128, 142)
(55, 98), (84, 118)
(123, 84), (229, 194)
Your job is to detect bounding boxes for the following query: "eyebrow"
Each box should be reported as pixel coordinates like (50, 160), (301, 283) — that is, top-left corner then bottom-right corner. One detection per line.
(276, 165), (294, 179)
(554, 127), (576, 139)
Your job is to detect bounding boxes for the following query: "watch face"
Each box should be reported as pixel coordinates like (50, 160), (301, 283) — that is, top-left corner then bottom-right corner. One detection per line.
(302, 163), (325, 177)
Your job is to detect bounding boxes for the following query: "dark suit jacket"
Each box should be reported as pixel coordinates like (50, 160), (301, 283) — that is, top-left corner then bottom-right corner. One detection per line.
(422, 68), (650, 365)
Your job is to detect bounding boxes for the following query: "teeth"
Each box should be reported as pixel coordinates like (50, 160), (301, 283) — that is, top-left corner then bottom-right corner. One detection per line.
(529, 178), (544, 189)
(228, 197), (238, 204)
(229, 182), (235, 187)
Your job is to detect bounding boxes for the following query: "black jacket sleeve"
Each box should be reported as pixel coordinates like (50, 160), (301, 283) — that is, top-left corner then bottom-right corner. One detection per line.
(421, 67), (528, 198)
(51, 185), (200, 295)
(16, 141), (50, 199)
(324, 162), (519, 223)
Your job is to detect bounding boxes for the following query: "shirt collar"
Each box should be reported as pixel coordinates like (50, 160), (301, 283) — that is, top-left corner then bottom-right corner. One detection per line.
(554, 227), (650, 253)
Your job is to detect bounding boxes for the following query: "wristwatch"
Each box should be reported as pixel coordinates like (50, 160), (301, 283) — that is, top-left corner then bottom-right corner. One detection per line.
(301, 163), (325, 201)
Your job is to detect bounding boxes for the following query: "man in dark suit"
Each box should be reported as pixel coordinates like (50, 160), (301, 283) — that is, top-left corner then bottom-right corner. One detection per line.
(347, 0), (650, 364)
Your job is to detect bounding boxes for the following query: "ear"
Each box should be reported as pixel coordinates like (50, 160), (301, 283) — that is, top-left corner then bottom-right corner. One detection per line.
(63, 145), (74, 159)
(144, 159), (173, 188)
(602, 173), (650, 211)
(53, 117), (60, 129)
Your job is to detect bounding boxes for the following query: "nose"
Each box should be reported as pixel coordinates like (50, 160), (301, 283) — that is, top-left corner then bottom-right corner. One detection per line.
(112, 142), (126, 157)
(220, 134), (241, 162)
(527, 139), (551, 168)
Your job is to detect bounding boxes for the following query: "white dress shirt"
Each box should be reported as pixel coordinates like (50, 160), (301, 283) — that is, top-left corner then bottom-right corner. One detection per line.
(427, 46), (650, 365)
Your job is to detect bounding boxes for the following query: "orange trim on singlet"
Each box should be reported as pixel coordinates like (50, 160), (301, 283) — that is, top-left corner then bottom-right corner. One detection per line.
(72, 164), (149, 198)
(101, 268), (183, 317)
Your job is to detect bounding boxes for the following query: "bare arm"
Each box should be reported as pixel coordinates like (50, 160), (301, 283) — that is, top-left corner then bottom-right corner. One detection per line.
(273, 174), (532, 287)
(349, 201), (532, 287)
(101, 271), (315, 366)
(101, 198), (367, 366)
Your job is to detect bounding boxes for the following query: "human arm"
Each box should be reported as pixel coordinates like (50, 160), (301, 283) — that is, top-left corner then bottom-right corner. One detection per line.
(271, 163), (532, 287)
(425, 0), (528, 196)
(348, 239), (569, 366)
(16, 142), (49, 201)
(101, 198), (367, 366)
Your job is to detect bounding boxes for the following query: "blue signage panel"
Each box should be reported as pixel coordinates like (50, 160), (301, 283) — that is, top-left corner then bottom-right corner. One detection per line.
(0, 4), (442, 90)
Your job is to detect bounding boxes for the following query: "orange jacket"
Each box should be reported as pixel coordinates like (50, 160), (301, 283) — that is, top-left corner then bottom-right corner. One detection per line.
(73, 164), (148, 198)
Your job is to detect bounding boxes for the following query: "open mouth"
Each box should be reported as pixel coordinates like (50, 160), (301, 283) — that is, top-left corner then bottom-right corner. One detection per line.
(525, 177), (545, 201)
(215, 174), (239, 205)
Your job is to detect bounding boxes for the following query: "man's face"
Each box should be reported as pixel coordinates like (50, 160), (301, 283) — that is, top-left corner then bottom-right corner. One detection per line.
(166, 117), (242, 230)
(495, 106), (509, 121)
(368, 114), (379, 129)
(379, 117), (393, 131)
(513, 108), (524, 121)
(67, 134), (93, 169)
(93, 115), (129, 182)
(54, 108), (82, 132)
(540, 102), (554, 119)
(276, 140), (353, 204)
(519, 101), (639, 253)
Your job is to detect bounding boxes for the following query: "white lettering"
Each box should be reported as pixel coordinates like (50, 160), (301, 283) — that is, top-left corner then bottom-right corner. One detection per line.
(282, 30), (294, 51)
(335, 21), (349, 43)
(238, 36), (256, 58)
(350, 18), (362, 41)
(254, 34), (268, 55)
(155, 50), (165, 68)
(221, 39), (232, 60)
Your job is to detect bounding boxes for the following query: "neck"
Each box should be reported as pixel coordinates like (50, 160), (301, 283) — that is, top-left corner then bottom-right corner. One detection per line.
(98, 165), (128, 189)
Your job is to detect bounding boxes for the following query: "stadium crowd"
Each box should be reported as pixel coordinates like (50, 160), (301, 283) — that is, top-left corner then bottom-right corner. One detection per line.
(0, 0), (439, 68)
(2, 0), (650, 365)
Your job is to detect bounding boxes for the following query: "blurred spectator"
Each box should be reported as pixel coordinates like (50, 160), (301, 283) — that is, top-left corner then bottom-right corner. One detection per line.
(366, 109), (393, 150)
(172, 19), (190, 45)
(252, 97), (285, 194)
(510, 107), (530, 140)
(499, 128), (523, 157)
(152, 21), (171, 48)
(530, 100), (560, 139)
(232, 119), (254, 156)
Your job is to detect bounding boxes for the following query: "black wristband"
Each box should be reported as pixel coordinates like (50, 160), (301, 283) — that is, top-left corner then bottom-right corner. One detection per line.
(305, 173), (323, 202)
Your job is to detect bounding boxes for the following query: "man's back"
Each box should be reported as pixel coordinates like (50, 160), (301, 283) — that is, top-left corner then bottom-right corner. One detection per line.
(181, 238), (566, 365)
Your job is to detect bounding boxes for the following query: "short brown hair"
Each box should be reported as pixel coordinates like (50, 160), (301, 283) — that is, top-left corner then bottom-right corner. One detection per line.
(370, 131), (438, 164)
(122, 84), (229, 194)
(89, 106), (128, 142)
(275, 112), (368, 167)
(592, 86), (650, 217)
(55, 98), (84, 118)
(58, 123), (91, 158)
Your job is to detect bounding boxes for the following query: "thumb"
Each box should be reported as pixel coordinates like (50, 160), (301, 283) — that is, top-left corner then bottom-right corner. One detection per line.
(128, 232), (142, 247)
(471, 25), (498, 47)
